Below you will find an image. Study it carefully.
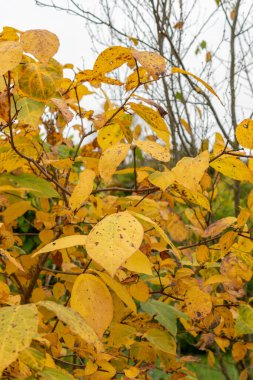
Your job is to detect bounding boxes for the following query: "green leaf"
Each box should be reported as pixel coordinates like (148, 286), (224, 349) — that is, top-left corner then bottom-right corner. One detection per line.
(145, 328), (176, 354)
(19, 347), (45, 371)
(141, 299), (189, 336)
(5, 173), (60, 198)
(0, 304), (38, 375)
(37, 301), (103, 352)
(16, 97), (45, 127)
(39, 367), (75, 380)
(235, 305), (253, 336)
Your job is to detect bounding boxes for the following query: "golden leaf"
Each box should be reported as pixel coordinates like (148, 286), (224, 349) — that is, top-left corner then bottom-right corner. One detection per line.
(235, 119), (253, 149)
(21, 29), (59, 63)
(71, 274), (113, 339)
(94, 46), (134, 74)
(96, 271), (137, 313)
(0, 304), (38, 376)
(69, 169), (95, 211)
(0, 40), (23, 75)
(86, 212), (144, 276)
(131, 49), (166, 79)
(123, 250), (153, 275)
(185, 286), (212, 320)
(135, 140), (170, 162)
(98, 143), (130, 183)
(210, 155), (253, 183)
(38, 300), (103, 351)
(32, 235), (87, 257)
(130, 103), (170, 145)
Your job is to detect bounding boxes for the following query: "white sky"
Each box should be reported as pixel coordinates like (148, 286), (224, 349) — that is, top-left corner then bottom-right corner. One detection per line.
(1, 0), (94, 68)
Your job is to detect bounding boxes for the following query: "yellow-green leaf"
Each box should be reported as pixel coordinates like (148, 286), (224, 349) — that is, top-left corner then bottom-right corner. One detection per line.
(98, 143), (130, 183)
(135, 140), (170, 162)
(235, 305), (253, 336)
(71, 274), (113, 339)
(0, 304), (38, 376)
(18, 62), (62, 101)
(96, 271), (137, 313)
(38, 300), (103, 351)
(145, 328), (176, 354)
(69, 169), (95, 211)
(86, 212), (144, 276)
(32, 235), (87, 257)
(16, 97), (45, 127)
(21, 29), (60, 63)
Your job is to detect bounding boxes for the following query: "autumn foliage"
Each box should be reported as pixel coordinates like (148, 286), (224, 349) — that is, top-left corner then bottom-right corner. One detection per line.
(1, 26), (253, 379)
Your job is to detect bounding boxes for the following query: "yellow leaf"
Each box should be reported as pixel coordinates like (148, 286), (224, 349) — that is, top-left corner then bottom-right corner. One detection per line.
(170, 181), (210, 211)
(38, 300), (103, 352)
(94, 46), (134, 74)
(96, 271), (137, 313)
(21, 29), (59, 63)
(236, 119), (253, 149)
(215, 337), (230, 352)
(98, 143), (130, 183)
(135, 140), (170, 162)
(204, 274), (229, 286)
(0, 249), (24, 272)
(0, 304), (38, 376)
(172, 151), (210, 191)
(0, 40), (23, 75)
(129, 211), (180, 258)
(123, 250), (152, 275)
(210, 155), (253, 183)
(131, 49), (166, 79)
(232, 342), (247, 362)
(52, 282), (65, 300)
(84, 360), (98, 376)
(203, 217), (237, 238)
(32, 235), (87, 257)
(130, 281), (149, 302)
(86, 212), (144, 276)
(97, 124), (124, 151)
(69, 169), (95, 211)
(71, 274), (113, 339)
(3, 200), (31, 224)
(148, 170), (175, 191)
(180, 118), (191, 133)
(171, 67), (221, 102)
(185, 287), (212, 320)
(51, 98), (74, 123)
(130, 103), (170, 145)
(124, 366), (140, 379)
(213, 132), (225, 155)
(18, 62), (62, 101)
(125, 67), (149, 91)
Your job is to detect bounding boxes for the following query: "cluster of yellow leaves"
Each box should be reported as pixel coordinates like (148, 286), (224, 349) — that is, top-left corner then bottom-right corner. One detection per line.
(1, 25), (253, 380)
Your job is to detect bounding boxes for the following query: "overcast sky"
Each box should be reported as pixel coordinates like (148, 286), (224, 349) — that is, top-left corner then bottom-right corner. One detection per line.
(1, 0), (94, 68)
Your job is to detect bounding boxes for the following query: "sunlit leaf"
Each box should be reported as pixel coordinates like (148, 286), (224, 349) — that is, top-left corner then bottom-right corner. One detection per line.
(71, 274), (113, 339)
(135, 140), (170, 162)
(86, 212), (144, 276)
(0, 40), (23, 75)
(33, 234), (87, 257)
(0, 304), (38, 376)
(69, 169), (95, 211)
(98, 143), (130, 183)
